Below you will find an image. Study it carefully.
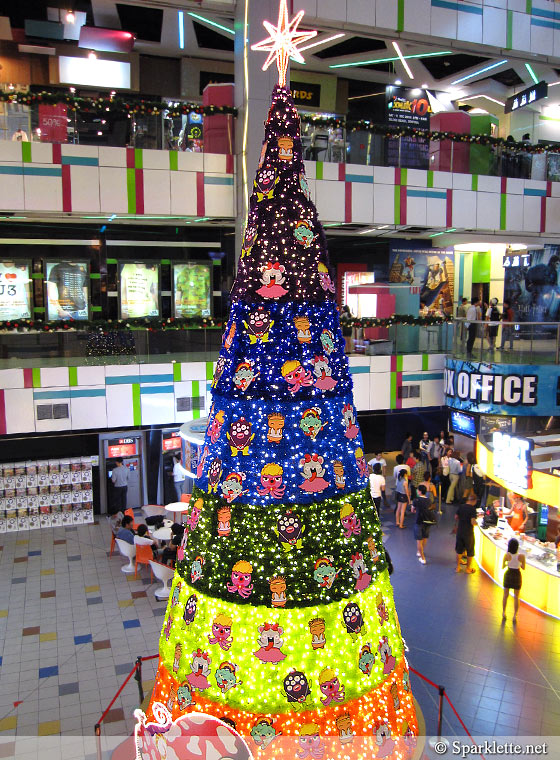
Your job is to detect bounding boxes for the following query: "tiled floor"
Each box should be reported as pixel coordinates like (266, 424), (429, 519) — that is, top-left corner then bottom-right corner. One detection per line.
(0, 504), (558, 748)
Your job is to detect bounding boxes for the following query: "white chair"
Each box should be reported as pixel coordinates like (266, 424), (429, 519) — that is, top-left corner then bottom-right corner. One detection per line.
(149, 560), (175, 599)
(116, 538), (136, 573)
(142, 505), (166, 520)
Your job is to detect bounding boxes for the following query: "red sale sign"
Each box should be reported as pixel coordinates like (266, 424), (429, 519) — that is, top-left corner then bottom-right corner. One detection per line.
(38, 104), (68, 143)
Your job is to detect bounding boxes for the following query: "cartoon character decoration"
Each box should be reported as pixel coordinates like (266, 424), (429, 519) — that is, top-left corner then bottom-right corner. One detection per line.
(223, 322), (236, 350)
(176, 682), (193, 711)
(313, 557), (340, 589)
(190, 555), (204, 584)
(208, 409), (226, 444)
(378, 636), (396, 675)
(308, 618), (326, 650)
(342, 602), (366, 640)
(186, 649), (211, 692)
(208, 613), (233, 651)
(283, 670), (312, 711)
(299, 171), (312, 201)
(299, 453), (329, 493)
(253, 622), (286, 663)
(320, 329), (335, 355)
(254, 166), (279, 201)
(312, 355), (337, 391)
(350, 551), (372, 592)
(251, 719), (279, 750)
(197, 446), (209, 479)
(368, 535), (380, 563)
(277, 136), (294, 162)
(300, 407), (327, 440)
(358, 643), (376, 675)
(342, 403), (359, 439)
(164, 615), (172, 642)
(267, 412), (285, 443)
(294, 219), (317, 249)
(402, 721), (417, 752)
(333, 460), (345, 489)
(281, 360), (314, 395)
(293, 315), (311, 343)
(227, 560), (254, 599)
(221, 472), (248, 503)
(276, 510), (305, 552)
(173, 643), (182, 674)
(318, 262), (335, 293)
(243, 308), (274, 344)
(374, 721), (395, 759)
(257, 463), (286, 498)
(336, 714), (355, 745)
(269, 575), (287, 607)
(390, 682), (400, 711)
(171, 582), (182, 607)
(166, 684), (177, 712)
(256, 261), (288, 299)
(241, 221), (258, 259)
(403, 669), (410, 692)
(340, 502), (361, 537)
(178, 530), (188, 562)
(217, 505), (231, 537)
(183, 594), (197, 626)
(377, 593), (389, 625)
(186, 498), (202, 532)
(297, 723), (325, 759)
(215, 662), (242, 694)
(211, 357), (226, 389)
(318, 667), (345, 706)
(233, 360), (259, 392)
(227, 417), (254, 456)
(355, 447), (369, 478)
(207, 458), (222, 494)
(258, 141), (267, 168)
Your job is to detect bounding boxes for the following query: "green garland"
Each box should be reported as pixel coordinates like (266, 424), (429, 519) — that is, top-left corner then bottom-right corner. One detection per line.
(0, 317), (222, 333)
(349, 314), (452, 328)
(0, 90), (237, 118)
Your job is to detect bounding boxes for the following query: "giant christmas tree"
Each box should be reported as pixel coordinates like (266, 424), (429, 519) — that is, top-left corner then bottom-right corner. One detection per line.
(145, 3), (418, 755)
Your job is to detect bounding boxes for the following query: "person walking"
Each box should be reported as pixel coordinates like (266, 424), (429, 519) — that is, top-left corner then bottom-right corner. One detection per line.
(466, 297), (481, 356)
(454, 493), (478, 573)
(499, 299), (514, 351)
(369, 463), (387, 516)
(485, 298), (501, 351)
(395, 468), (410, 529)
(172, 454), (190, 502)
(111, 458), (129, 514)
(502, 537), (525, 622)
(446, 451), (462, 504)
(412, 484), (434, 564)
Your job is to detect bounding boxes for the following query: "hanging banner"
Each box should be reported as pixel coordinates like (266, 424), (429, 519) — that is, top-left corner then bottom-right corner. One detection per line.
(0, 262), (31, 320)
(386, 86), (431, 128)
(38, 104), (68, 143)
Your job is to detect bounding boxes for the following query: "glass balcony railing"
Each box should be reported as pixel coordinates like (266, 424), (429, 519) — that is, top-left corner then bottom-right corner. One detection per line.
(452, 319), (560, 364)
(351, 322), (453, 356)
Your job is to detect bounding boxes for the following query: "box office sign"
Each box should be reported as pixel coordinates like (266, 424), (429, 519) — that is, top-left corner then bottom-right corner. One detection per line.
(290, 82), (321, 108)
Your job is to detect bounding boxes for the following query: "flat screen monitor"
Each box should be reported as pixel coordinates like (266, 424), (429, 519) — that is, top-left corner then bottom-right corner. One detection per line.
(450, 410), (476, 439)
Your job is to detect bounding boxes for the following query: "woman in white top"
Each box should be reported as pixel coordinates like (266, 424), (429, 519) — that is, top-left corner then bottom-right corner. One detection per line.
(502, 537), (526, 623)
(369, 463), (386, 516)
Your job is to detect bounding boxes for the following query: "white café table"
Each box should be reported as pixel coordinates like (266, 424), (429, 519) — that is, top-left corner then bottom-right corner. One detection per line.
(152, 518), (173, 542)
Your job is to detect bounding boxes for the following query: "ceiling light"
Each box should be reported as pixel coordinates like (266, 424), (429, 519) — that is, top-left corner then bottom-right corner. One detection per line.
(392, 41), (413, 80)
(395, 79), (402, 85)
(525, 62), (539, 85)
(66, 10), (75, 23)
(450, 59), (508, 85)
(88, 51), (97, 60)
(329, 50), (452, 69)
(421, 83), (428, 88)
(459, 94), (506, 107)
(187, 12), (234, 35)
(178, 10), (184, 49)
(299, 33), (345, 52)
(549, 81), (560, 87)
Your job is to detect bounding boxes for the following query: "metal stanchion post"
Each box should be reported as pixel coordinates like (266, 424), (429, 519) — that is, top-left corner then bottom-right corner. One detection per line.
(437, 685), (445, 738)
(134, 656), (144, 704)
(95, 723), (102, 760)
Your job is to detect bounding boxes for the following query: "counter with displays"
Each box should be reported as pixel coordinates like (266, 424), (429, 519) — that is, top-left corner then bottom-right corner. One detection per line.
(475, 521), (560, 619)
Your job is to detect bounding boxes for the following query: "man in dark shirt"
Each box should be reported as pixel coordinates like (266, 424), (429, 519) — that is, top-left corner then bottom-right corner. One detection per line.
(455, 494), (478, 574)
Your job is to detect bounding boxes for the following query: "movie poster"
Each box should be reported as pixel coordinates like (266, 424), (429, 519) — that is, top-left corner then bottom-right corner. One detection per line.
(388, 246), (455, 315)
(173, 263), (211, 318)
(119, 263), (159, 319)
(0, 261), (31, 320)
(46, 261), (89, 321)
(503, 245), (560, 323)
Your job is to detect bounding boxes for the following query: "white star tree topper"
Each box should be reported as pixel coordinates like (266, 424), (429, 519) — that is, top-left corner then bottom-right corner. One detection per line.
(251, 0), (317, 87)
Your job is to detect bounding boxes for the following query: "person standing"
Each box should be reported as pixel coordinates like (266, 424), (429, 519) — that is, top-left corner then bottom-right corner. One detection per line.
(502, 537), (525, 622)
(111, 458), (129, 514)
(419, 432), (433, 469)
(401, 433), (413, 461)
(457, 296), (468, 343)
(368, 452), (386, 477)
(410, 452), (424, 500)
(504, 492), (528, 532)
(466, 297), (481, 357)
(439, 447), (451, 501)
(392, 454), (410, 481)
(412, 484), (433, 564)
(446, 452), (462, 504)
(431, 435), (443, 477)
(455, 494), (478, 573)
(369, 463), (387, 516)
(485, 298), (501, 351)
(499, 299), (515, 350)
(340, 304), (354, 355)
(395, 468), (410, 529)
(172, 454), (190, 502)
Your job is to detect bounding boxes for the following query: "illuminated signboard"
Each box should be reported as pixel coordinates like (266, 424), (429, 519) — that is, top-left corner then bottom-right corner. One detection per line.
(290, 82), (321, 108)
(0, 261), (31, 320)
(173, 263), (211, 318)
(386, 86), (431, 128)
(46, 261), (89, 321)
(503, 252), (532, 268)
(162, 433), (182, 452)
(492, 432), (533, 491)
(107, 438), (137, 458)
(119, 262), (159, 319)
(444, 366), (538, 407)
(505, 81), (548, 114)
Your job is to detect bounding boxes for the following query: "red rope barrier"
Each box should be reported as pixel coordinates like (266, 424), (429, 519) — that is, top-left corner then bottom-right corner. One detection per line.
(408, 665), (440, 690)
(97, 663), (139, 726)
(140, 654), (159, 662)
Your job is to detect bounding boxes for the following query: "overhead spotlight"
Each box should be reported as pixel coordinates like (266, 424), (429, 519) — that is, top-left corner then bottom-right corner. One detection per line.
(88, 51), (97, 60)
(395, 79), (402, 85)
(66, 10), (75, 23)
(421, 83), (428, 88)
